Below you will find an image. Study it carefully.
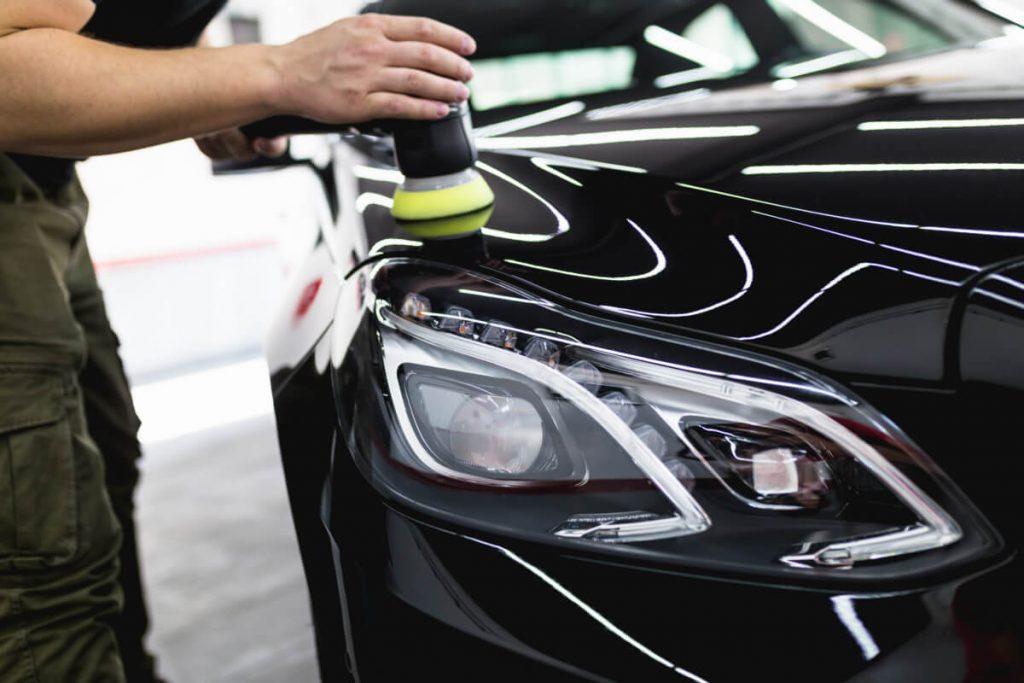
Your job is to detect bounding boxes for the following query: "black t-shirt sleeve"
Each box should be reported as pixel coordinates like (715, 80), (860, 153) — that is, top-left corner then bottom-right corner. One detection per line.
(85, 0), (228, 48)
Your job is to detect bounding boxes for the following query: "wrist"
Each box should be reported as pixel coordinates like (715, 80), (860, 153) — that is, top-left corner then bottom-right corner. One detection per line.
(232, 42), (289, 117)
(262, 42), (299, 115)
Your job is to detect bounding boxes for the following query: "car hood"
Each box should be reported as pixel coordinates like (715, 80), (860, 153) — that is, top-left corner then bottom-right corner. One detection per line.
(437, 42), (1024, 384)
(351, 42), (1024, 382)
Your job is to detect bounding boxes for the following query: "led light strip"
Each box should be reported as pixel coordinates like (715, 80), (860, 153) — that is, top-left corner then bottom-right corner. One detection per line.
(385, 294), (849, 405)
(589, 350), (962, 568)
(379, 307), (711, 534)
(553, 514), (696, 542)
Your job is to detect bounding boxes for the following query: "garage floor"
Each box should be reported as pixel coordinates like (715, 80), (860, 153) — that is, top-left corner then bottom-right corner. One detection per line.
(136, 413), (319, 682)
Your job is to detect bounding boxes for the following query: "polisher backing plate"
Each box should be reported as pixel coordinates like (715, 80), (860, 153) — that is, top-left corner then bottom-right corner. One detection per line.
(391, 172), (495, 222)
(396, 205), (494, 239)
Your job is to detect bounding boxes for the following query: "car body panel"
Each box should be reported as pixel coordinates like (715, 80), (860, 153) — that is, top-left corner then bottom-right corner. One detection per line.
(268, 6), (1024, 680)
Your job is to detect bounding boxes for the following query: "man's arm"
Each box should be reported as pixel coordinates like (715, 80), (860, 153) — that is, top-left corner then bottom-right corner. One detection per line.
(0, 8), (476, 157)
(191, 30), (287, 161)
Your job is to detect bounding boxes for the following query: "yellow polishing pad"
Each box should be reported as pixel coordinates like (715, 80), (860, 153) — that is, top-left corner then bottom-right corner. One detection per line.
(391, 173), (495, 222)
(397, 205), (494, 240)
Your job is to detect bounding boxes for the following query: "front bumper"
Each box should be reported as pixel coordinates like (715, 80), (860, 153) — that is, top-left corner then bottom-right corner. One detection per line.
(324, 428), (1019, 682)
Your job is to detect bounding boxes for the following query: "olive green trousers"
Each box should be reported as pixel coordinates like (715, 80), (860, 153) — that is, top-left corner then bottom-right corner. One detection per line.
(0, 154), (157, 682)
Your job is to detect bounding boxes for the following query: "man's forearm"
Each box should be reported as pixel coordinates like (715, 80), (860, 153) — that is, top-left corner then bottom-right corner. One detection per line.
(0, 28), (281, 156)
(0, 14), (478, 158)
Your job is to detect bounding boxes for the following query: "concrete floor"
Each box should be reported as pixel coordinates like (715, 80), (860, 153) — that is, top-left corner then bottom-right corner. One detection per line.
(136, 415), (319, 682)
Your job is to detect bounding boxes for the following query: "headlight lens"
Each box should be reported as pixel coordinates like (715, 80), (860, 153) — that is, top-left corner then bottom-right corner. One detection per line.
(404, 369), (547, 476)
(338, 261), (999, 581)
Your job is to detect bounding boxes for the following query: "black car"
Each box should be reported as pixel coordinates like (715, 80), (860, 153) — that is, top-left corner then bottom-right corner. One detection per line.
(257, 1), (1024, 680)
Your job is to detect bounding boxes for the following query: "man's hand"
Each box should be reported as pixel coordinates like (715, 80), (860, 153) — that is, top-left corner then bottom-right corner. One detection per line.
(194, 128), (287, 162)
(200, 14), (477, 161)
(270, 14), (477, 123)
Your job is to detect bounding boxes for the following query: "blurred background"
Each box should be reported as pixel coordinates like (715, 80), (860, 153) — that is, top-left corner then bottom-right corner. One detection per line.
(77, 0), (1024, 681)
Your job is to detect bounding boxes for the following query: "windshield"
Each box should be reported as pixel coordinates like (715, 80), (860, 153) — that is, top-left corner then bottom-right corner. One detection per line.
(366, 0), (1005, 110)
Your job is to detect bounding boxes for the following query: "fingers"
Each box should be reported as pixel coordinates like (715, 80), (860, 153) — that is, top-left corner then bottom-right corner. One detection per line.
(195, 128), (261, 161)
(386, 40), (474, 82)
(377, 67), (469, 104)
(195, 133), (241, 161)
(374, 14), (476, 57)
(253, 136), (288, 158)
(219, 128), (256, 160)
(280, 13), (479, 125)
(364, 92), (450, 121)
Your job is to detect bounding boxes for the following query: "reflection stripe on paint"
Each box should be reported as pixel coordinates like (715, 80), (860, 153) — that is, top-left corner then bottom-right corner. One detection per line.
(744, 163), (1024, 175)
(464, 535), (711, 682)
(505, 219), (665, 282)
(860, 117), (1024, 131)
(478, 126), (760, 151)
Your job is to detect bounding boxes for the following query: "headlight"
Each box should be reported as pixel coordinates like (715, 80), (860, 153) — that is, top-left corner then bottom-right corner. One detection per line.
(337, 261), (999, 582)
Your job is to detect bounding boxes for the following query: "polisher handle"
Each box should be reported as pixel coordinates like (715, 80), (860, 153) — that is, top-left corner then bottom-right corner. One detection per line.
(390, 105), (478, 178)
(240, 103), (478, 179)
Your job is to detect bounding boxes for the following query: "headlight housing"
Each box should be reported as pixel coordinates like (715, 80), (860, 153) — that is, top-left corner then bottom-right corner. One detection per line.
(336, 260), (999, 583)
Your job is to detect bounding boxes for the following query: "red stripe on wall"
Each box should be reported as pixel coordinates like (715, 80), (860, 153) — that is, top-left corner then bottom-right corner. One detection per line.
(93, 239), (277, 271)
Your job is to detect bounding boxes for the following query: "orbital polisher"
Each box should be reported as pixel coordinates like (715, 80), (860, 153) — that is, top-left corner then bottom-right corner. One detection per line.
(241, 102), (494, 238)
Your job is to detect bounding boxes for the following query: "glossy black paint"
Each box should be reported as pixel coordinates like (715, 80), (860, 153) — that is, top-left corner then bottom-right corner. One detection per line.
(269, 4), (1024, 680)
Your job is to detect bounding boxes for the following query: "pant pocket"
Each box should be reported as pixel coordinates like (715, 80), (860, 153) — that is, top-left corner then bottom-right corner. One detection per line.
(0, 367), (78, 568)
